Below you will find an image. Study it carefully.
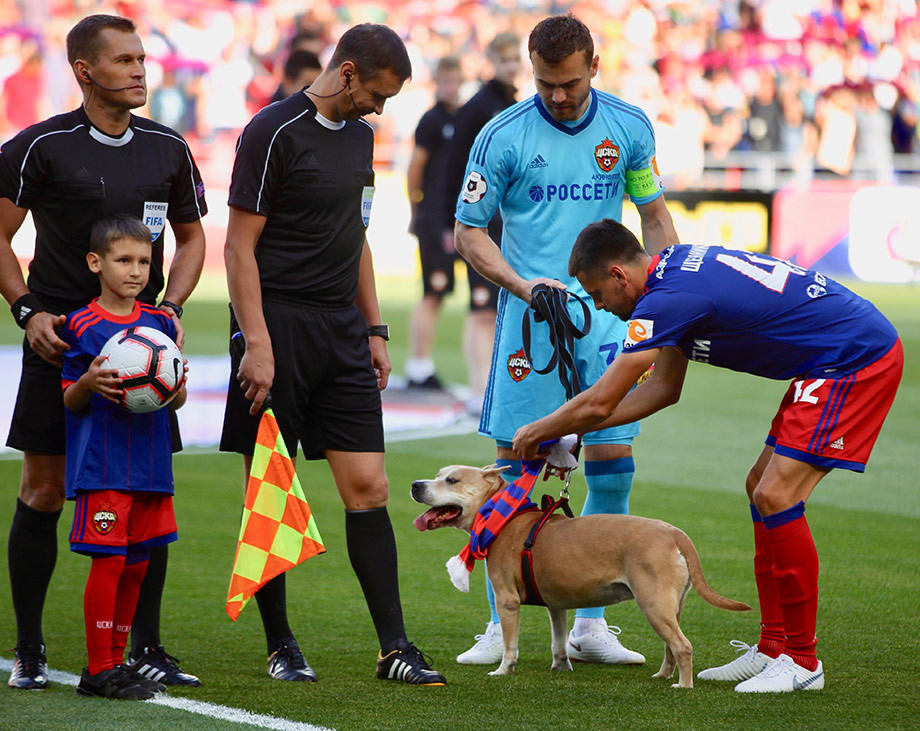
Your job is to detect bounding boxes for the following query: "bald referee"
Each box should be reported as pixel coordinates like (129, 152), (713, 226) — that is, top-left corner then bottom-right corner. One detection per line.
(0, 14), (206, 689)
(221, 23), (446, 686)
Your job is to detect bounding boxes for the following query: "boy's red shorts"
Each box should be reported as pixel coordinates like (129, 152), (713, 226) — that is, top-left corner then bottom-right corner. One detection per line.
(70, 489), (177, 557)
(767, 339), (903, 472)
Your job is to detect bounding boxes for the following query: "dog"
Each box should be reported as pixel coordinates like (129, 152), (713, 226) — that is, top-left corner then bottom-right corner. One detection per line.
(411, 464), (751, 688)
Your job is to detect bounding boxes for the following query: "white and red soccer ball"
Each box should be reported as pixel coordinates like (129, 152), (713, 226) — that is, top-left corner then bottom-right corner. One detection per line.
(99, 326), (184, 413)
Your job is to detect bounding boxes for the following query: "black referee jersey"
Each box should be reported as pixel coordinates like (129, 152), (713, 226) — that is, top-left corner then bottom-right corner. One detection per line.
(0, 106), (207, 310)
(228, 92), (375, 309)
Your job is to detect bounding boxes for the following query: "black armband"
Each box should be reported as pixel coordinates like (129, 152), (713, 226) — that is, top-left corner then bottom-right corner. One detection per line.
(11, 293), (46, 330)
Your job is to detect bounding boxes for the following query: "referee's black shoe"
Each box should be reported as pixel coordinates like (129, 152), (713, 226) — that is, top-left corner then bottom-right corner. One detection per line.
(376, 641), (446, 685)
(267, 639), (317, 682)
(7, 642), (49, 689)
(127, 645), (201, 686)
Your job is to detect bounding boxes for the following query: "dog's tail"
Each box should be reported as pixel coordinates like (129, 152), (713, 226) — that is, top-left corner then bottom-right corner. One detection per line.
(673, 529), (752, 612)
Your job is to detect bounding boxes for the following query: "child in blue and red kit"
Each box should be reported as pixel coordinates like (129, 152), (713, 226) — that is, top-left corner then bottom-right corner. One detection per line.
(60, 214), (187, 700)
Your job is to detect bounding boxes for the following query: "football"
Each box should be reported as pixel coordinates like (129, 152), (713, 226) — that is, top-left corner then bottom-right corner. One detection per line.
(99, 326), (184, 413)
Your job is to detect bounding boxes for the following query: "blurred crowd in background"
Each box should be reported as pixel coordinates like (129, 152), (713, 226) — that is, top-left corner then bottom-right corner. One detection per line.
(2, 0), (920, 187)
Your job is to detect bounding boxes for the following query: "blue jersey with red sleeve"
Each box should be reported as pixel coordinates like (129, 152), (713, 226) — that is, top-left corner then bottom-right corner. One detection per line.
(623, 245), (898, 380)
(61, 299), (178, 498)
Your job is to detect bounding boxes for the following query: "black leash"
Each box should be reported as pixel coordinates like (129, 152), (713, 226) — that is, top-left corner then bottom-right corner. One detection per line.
(522, 283), (591, 401)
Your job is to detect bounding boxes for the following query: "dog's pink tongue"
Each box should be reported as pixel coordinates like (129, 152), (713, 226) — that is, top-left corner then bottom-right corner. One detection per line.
(414, 509), (438, 531)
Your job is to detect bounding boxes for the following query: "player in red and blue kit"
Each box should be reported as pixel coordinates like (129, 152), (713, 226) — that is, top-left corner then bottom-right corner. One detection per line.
(61, 215), (188, 699)
(513, 218), (903, 694)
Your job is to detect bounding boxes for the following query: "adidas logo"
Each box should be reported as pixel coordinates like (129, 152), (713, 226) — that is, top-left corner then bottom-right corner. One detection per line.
(829, 437), (844, 450)
(529, 154), (549, 169)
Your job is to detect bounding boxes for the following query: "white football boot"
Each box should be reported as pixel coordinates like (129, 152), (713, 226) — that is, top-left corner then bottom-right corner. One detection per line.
(734, 653), (825, 693)
(456, 622), (503, 665)
(697, 640), (774, 681)
(566, 621), (645, 665)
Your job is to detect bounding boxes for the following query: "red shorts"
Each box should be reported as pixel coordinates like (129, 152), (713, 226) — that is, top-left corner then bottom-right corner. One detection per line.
(70, 489), (177, 557)
(767, 339), (903, 472)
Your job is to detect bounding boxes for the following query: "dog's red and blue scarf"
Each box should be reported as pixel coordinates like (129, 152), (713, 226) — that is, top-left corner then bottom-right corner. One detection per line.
(457, 459), (543, 573)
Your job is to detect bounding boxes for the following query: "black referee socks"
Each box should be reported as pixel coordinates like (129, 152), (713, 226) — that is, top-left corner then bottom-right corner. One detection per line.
(345, 507), (407, 652)
(8, 498), (62, 646)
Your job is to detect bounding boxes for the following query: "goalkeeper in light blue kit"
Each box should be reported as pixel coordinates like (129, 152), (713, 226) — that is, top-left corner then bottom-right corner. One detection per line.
(453, 13), (680, 665)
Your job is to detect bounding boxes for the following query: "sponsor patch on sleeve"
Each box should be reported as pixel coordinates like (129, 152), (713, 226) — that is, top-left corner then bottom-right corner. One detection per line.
(624, 318), (654, 348)
(461, 171), (488, 204)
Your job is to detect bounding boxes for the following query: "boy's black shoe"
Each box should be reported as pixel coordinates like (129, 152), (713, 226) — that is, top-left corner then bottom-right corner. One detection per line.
(119, 664), (167, 693)
(376, 641), (446, 686)
(267, 640), (317, 682)
(7, 642), (49, 689)
(127, 645), (201, 686)
(76, 667), (154, 700)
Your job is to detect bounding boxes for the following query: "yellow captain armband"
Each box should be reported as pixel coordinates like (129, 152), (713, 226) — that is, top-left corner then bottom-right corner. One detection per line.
(625, 166), (661, 199)
(409, 189), (424, 203)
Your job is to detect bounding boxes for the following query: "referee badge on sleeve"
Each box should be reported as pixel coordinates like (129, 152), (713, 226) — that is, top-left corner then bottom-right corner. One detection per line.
(143, 201), (169, 241)
(361, 186), (375, 227)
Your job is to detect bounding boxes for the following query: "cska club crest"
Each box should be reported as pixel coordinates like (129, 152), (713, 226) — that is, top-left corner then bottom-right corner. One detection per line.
(594, 138), (620, 173)
(507, 348), (531, 382)
(93, 504), (117, 535)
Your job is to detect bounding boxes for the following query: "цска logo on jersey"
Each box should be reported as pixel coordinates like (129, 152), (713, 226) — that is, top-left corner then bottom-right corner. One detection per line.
(595, 138), (620, 172)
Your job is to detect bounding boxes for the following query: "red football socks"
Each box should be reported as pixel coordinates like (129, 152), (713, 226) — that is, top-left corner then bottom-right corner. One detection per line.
(750, 506), (785, 659)
(763, 502), (819, 672)
(84, 555), (126, 675)
(111, 559), (149, 667)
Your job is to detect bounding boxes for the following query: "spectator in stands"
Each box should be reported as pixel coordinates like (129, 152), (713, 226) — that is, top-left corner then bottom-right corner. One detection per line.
(745, 67), (784, 152)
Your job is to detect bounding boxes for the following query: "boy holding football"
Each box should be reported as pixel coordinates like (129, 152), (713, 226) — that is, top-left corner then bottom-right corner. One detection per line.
(61, 214), (187, 699)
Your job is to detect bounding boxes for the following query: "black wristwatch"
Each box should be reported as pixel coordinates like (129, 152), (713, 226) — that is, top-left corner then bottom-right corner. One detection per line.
(367, 324), (389, 341)
(159, 300), (183, 319)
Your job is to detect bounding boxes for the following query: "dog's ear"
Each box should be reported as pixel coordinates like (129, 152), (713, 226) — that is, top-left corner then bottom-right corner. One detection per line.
(483, 463), (511, 477)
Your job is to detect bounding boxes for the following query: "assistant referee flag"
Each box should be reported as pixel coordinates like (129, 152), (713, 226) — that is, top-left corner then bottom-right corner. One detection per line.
(226, 409), (325, 620)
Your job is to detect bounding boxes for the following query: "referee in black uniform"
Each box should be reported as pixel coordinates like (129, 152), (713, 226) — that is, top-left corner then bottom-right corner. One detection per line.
(221, 23), (446, 686)
(0, 14), (206, 689)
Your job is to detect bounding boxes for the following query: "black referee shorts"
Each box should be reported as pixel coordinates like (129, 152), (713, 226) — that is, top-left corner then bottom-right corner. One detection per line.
(7, 334), (183, 454)
(220, 300), (384, 460)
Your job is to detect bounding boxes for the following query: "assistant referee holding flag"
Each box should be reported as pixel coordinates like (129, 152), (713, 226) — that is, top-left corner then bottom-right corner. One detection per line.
(221, 23), (446, 686)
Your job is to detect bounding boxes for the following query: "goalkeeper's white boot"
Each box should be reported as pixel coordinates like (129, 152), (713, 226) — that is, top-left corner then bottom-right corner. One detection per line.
(697, 640), (774, 681)
(456, 622), (503, 664)
(566, 621), (645, 665)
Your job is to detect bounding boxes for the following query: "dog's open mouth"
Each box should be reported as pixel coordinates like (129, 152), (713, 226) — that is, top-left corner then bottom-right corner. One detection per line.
(413, 505), (462, 531)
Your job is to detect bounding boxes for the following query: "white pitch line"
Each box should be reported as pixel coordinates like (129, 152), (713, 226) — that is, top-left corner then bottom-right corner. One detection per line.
(0, 658), (333, 731)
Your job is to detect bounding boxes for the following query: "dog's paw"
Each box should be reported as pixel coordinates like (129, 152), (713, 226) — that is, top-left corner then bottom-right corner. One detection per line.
(488, 665), (515, 676)
(670, 681), (693, 689)
(551, 659), (573, 672)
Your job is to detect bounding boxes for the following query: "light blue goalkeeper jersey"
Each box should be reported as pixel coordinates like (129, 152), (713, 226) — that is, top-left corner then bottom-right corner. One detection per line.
(455, 88), (663, 290)
(454, 88), (663, 443)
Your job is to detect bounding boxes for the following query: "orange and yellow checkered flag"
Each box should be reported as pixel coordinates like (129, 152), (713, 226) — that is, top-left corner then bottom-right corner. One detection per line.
(226, 409), (325, 621)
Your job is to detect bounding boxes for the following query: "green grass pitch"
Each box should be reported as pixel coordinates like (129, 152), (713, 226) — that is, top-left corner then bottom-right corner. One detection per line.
(0, 281), (918, 729)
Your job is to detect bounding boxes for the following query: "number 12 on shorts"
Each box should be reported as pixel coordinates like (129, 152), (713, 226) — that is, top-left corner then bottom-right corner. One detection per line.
(792, 378), (826, 404)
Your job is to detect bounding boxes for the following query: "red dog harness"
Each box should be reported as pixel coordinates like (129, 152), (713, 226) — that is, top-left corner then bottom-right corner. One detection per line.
(520, 494), (574, 607)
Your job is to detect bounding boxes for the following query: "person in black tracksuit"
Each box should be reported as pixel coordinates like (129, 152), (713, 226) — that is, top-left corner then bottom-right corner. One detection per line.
(441, 32), (522, 416)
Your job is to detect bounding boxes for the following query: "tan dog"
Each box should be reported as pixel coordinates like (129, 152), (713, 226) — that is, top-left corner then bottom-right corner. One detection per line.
(411, 464), (751, 688)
